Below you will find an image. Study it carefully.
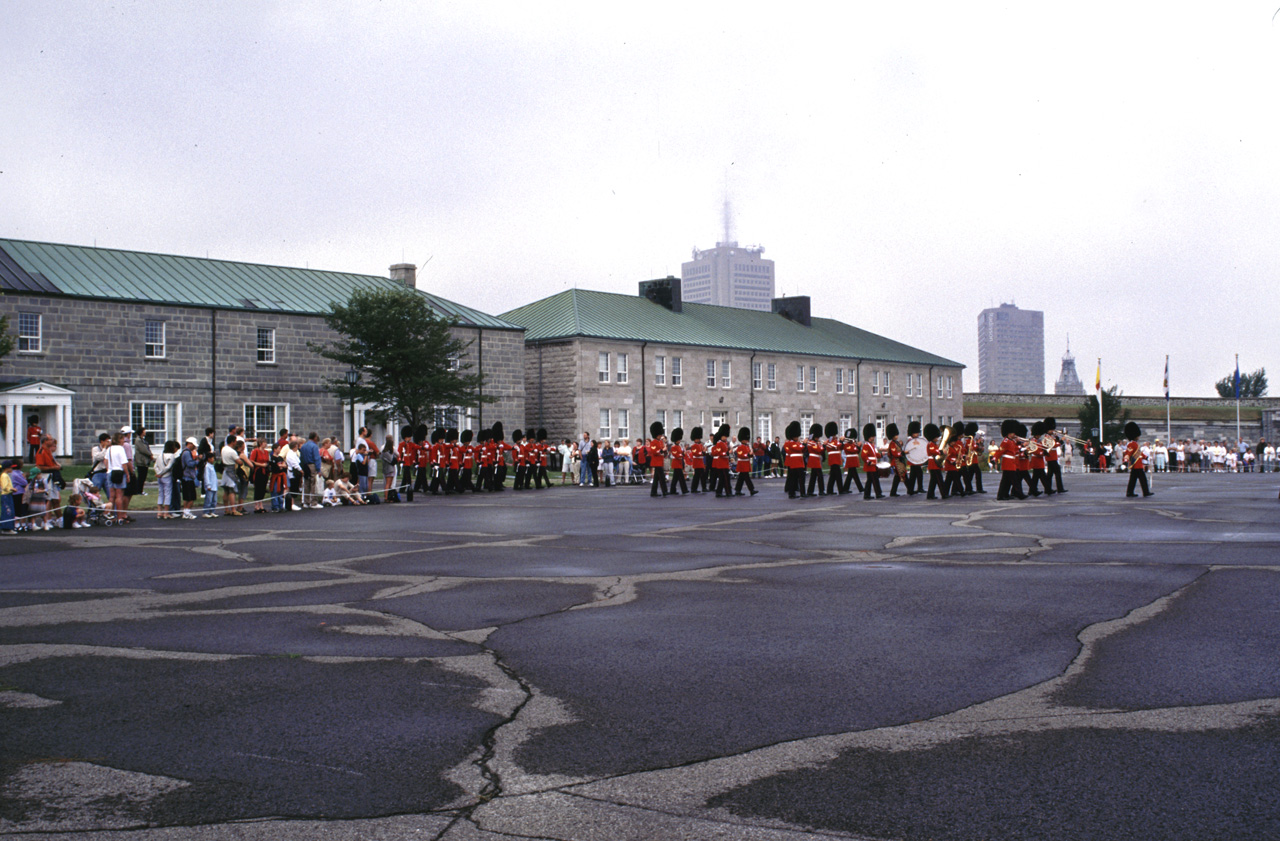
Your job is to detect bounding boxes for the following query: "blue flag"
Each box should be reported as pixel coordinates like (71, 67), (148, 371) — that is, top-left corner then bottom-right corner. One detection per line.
(1234, 360), (1241, 400)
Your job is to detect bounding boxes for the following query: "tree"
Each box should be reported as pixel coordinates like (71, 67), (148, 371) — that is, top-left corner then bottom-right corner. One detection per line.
(0, 314), (12, 362)
(1214, 367), (1267, 399)
(1077, 385), (1131, 444)
(309, 287), (491, 430)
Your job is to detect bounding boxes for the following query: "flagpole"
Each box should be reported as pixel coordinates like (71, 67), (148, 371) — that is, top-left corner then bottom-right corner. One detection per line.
(1097, 358), (1103, 446)
(1236, 353), (1241, 444)
(1165, 354), (1171, 445)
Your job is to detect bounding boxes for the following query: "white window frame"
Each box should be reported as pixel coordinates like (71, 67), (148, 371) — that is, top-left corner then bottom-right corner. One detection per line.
(257, 327), (276, 364)
(17, 312), (41, 353)
(848, 368), (857, 396)
(655, 409), (667, 432)
(872, 371), (880, 396)
(655, 355), (666, 386)
(617, 408), (629, 440)
(712, 411), (726, 430)
(937, 375), (945, 398)
(757, 412), (772, 442)
(800, 412), (813, 431)
(672, 409), (683, 431)
(671, 356), (682, 387)
(617, 353), (628, 384)
(706, 359), (717, 388)
(839, 413), (852, 434)
(130, 401), (182, 446)
(809, 366), (817, 392)
(752, 361), (762, 391)
(599, 409), (611, 439)
(796, 365), (805, 392)
(946, 375), (954, 399)
(245, 403), (290, 442)
(835, 368), (844, 394)
(883, 372), (891, 396)
(721, 360), (731, 390)
(144, 320), (166, 359)
(767, 363), (777, 391)
(598, 351), (610, 383)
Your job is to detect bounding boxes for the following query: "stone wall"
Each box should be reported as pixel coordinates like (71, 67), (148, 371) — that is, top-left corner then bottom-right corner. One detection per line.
(0, 294), (525, 460)
(525, 337), (965, 443)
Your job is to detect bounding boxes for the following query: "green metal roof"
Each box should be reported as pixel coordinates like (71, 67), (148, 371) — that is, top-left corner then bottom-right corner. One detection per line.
(0, 238), (521, 331)
(501, 288), (963, 367)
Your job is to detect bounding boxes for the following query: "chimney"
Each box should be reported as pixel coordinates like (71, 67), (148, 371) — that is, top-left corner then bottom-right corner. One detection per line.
(638, 276), (683, 312)
(771, 295), (811, 327)
(390, 263), (417, 288)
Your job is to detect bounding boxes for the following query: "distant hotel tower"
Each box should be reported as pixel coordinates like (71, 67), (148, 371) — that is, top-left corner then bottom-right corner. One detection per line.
(977, 302), (1045, 394)
(1054, 338), (1086, 395)
(681, 199), (774, 311)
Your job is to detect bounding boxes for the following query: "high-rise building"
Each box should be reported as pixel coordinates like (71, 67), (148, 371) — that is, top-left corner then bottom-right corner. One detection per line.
(977, 303), (1045, 394)
(1054, 337), (1085, 395)
(680, 198), (775, 311)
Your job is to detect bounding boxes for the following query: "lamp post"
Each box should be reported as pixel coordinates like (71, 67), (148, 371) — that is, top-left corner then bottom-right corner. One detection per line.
(345, 366), (360, 450)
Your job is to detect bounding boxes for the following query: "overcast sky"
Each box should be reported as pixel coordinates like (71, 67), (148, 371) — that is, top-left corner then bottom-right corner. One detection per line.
(4, 2), (1278, 397)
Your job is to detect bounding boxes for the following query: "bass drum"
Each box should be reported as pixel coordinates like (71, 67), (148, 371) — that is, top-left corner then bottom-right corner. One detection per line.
(876, 460), (892, 479)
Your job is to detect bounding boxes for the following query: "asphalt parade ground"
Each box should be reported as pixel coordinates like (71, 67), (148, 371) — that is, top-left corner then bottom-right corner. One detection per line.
(2, 470), (1278, 841)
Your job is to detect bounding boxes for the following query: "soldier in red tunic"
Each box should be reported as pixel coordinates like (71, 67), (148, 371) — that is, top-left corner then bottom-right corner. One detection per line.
(944, 422), (967, 498)
(669, 427), (689, 495)
(733, 427), (758, 496)
(861, 423), (884, 500)
(536, 429), (551, 490)
(841, 428), (864, 494)
(711, 424), (733, 497)
(397, 425), (418, 502)
(886, 423), (905, 497)
(1044, 417), (1067, 494)
(823, 422), (846, 495)
(783, 421), (807, 498)
(924, 423), (945, 499)
(458, 429), (476, 492)
(804, 423), (825, 497)
(688, 427), (707, 494)
(1123, 421), (1153, 497)
(491, 423), (510, 491)
(1028, 421), (1052, 496)
(996, 419), (1027, 500)
(648, 421), (669, 497)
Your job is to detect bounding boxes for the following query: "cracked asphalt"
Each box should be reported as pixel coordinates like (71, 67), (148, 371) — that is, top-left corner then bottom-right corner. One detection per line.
(1, 471), (1278, 840)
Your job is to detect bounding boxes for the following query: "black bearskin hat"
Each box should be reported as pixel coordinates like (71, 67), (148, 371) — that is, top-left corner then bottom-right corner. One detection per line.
(1001, 419), (1019, 437)
(537, 428), (547, 442)
(824, 421), (839, 438)
(886, 423), (900, 439)
(401, 425), (414, 442)
(650, 420), (665, 439)
(718, 423), (731, 441)
(414, 424), (429, 444)
(952, 422), (967, 440)
(429, 428), (442, 444)
(511, 428), (523, 442)
(1030, 421), (1044, 437)
(1125, 421), (1142, 440)
(786, 420), (802, 440)
(461, 429), (473, 444)
(1016, 422), (1028, 438)
(1044, 417), (1057, 431)
(809, 423), (823, 438)
(862, 423), (876, 441)
(477, 429), (489, 443)
(924, 423), (940, 441)
(907, 420), (922, 437)
(671, 427), (684, 443)
(965, 422), (979, 436)
(738, 426), (751, 442)
(845, 429), (856, 439)
(446, 427), (459, 442)
(691, 426), (704, 441)
(491, 421), (504, 442)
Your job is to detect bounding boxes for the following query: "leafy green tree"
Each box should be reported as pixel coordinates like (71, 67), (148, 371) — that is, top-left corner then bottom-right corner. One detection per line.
(309, 287), (490, 429)
(1077, 385), (1131, 444)
(1214, 367), (1267, 399)
(0, 315), (12, 361)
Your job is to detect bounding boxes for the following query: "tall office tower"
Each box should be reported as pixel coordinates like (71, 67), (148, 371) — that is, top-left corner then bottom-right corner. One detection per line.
(681, 198), (775, 311)
(1054, 337), (1086, 395)
(977, 302), (1045, 394)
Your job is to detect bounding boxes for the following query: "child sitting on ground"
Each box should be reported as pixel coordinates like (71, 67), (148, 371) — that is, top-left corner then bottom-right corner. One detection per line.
(322, 479), (338, 507)
(62, 493), (89, 529)
(333, 475), (364, 505)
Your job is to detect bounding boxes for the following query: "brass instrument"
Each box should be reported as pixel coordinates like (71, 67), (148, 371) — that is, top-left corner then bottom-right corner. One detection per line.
(936, 426), (952, 459)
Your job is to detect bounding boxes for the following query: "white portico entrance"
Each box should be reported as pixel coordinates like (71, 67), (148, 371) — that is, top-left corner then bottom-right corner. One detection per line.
(0, 381), (75, 459)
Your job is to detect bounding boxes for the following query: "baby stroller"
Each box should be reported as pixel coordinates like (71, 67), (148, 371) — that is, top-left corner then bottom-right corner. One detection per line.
(72, 477), (114, 526)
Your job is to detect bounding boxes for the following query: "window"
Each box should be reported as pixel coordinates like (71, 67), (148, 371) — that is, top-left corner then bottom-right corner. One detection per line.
(17, 313), (40, 353)
(848, 369), (858, 396)
(245, 403), (289, 441)
(757, 412), (772, 441)
(946, 375), (954, 399)
(617, 408), (629, 440)
(937, 375), (944, 398)
(654, 409), (666, 432)
(753, 362), (762, 391)
(835, 368), (844, 394)
(872, 372), (880, 396)
(433, 405), (466, 429)
(706, 359), (717, 388)
(598, 352), (610, 383)
(839, 414), (852, 434)
(599, 409), (611, 439)
(809, 366), (817, 392)
(671, 357), (682, 387)
(257, 328), (275, 364)
(130, 401), (181, 445)
(712, 411), (726, 430)
(655, 355), (666, 386)
(672, 409), (683, 431)
(875, 415), (887, 440)
(445, 352), (461, 373)
(721, 360), (731, 389)
(767, 363), (776, 391)
(617, 353), (628, 384)
(883, 373), (891, 396)
(800, 413), (813, 432)
(144, 320), (165, 359)
(796, 365), (805, 392)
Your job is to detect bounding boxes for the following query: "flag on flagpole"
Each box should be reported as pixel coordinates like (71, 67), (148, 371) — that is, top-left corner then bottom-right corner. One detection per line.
(1163, 356), (1169, 401)
(1234, 355), (1241, 400)
(1095, 359), (1101, 392)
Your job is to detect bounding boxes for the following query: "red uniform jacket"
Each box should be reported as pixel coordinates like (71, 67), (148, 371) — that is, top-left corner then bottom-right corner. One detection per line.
(784, 440), (806, 469)
(861, 441), (878, 474)
(669, 443), (685, 470)
(735, 442), (752, 473)
(710, 440), (730, 470)
(826, 439), (843, 466)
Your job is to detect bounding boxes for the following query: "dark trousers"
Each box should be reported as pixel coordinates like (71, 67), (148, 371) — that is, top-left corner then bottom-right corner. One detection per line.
(863, 470), (882, 499)
(650, 465), (668, 497)
(494, 464), (508, 490)
(1127, 467), (1151, 496)
(843, 466), (864, 494)
(907, 464), (924, 494)
(1047, 460), (1065, 492)
(997, 470), (1025, 500)
(477, 465), (492, 492)
(972, 464), (986, 493)
(670, 468), (688, 494)
(827, 465), (844, 494)
(691, 467), (708, 493)
(413, 465), (430, 496)
(786, 466), (806, 497)
(927, 467), (945, 499)
(806, 467), (825, 496)
(715, 468), (733, 496)
(1032, 467), (1053, 494)
(734, 472), (756, 495)
(889, 467), (904, 496)
(945, 471), (965, 497)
